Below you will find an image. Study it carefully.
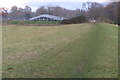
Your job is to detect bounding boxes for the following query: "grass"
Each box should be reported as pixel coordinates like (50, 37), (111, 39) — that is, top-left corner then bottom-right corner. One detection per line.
(0, 23), (2, 79)
(5, 20), (60, 25)
(2, 23), (118, 78)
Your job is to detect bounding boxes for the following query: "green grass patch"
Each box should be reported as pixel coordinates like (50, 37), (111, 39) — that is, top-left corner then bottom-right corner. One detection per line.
(5, 20), (60, 25)
(2, 23), (118, 78)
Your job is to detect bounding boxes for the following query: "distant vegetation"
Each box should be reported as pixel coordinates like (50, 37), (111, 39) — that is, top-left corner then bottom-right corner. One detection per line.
(1, 2), (120, 25)
(61, 15), (86, 24)
(3, 15), (87, 25)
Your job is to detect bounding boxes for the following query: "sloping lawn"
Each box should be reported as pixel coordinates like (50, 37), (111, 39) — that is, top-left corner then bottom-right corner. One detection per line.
(2, 23), (118, 78)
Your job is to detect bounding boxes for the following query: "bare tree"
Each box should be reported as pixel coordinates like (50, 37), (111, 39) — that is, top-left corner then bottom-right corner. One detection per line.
(36, 6), (47, 16)
(24, 6), (32, 20)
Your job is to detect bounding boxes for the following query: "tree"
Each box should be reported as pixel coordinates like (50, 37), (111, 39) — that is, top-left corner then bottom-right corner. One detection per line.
(118, 1), (120, 25)
(9, 6), (33, 20)
(24, 6), (32, 20)
(105, 2), (118, 24)
(36, 6), (47, 16)
(9, 6), (18, 19)
(1, 7), (8, 20)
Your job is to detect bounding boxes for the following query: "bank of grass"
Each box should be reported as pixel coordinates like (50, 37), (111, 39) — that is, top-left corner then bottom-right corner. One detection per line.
(2, 23), (118, 78)
(4, 20), (60, 25)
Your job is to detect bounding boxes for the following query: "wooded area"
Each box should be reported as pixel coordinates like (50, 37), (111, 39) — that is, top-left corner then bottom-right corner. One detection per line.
(1, 2), (120, 24)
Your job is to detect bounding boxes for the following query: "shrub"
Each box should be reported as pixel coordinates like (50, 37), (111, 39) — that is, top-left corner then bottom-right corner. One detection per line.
(61, 15), (86, 24)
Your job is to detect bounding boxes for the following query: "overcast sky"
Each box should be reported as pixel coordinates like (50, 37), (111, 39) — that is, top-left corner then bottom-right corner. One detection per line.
(0, 0), (119, 11)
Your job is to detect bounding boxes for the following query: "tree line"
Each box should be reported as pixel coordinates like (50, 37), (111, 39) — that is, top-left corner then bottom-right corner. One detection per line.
(1, 2), (120, 24)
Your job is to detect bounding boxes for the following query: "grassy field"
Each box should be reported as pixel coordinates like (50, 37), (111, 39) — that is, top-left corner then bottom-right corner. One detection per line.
(2, 23), (118, 78)
(0, 23), (2, 79)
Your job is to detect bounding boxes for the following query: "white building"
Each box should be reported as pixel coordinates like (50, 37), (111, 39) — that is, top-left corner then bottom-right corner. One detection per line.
(29, 14), (67, 21)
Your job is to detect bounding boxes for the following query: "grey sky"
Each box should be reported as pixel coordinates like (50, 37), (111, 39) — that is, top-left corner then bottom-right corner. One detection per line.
(24, 2), (84, 11)
(0, 0), (119, 11)
(23, 0), (115, 11)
